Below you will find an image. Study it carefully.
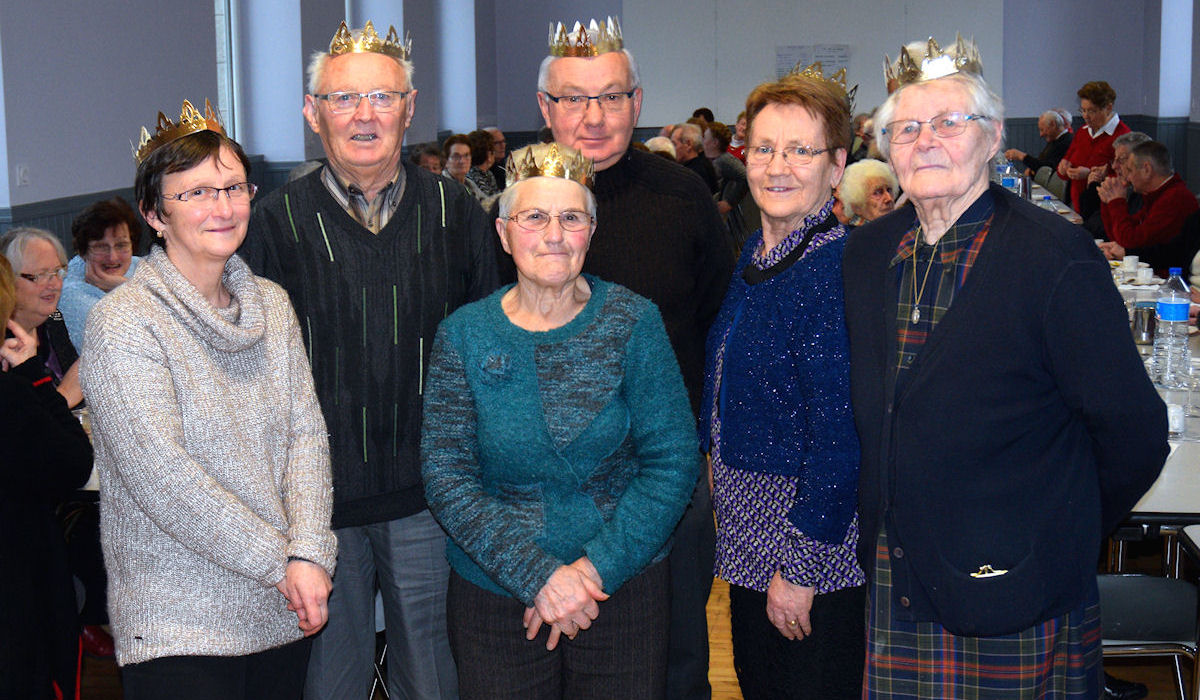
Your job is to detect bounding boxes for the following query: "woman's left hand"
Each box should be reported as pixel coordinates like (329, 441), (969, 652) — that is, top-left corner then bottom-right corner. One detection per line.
(766, 570), (814, 641)
(276, 559), (333, 636)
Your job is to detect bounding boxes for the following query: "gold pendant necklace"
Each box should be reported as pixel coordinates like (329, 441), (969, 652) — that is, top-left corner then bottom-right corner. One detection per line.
(910, 234), (938, 324)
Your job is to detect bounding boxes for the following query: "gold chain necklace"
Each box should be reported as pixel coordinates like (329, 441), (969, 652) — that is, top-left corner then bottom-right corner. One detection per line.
(910, 233), (939, 324)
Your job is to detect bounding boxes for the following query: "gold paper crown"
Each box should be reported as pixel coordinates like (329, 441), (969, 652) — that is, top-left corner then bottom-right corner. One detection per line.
(885, 34), (983, 88)
(133, 99), (225, 164)
(785, 61), (858, 111)
(505, 142), (594, 188)
(548, 16), (623, 57)
(329, 20), (411, 59)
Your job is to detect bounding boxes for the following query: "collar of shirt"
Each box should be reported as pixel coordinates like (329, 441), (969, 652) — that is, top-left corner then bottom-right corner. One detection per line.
(319, 164), (407, 234)
(889, 190), (995, 271)
(1086, 112), (1121, 139)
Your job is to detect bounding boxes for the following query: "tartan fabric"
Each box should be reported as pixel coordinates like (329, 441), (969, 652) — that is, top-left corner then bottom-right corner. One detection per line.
(864, 532), (1102, 699)
(890, 196), (995, 376)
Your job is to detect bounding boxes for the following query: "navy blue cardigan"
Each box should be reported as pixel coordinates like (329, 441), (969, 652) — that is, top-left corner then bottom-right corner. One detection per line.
(843, 184), (1167, 636)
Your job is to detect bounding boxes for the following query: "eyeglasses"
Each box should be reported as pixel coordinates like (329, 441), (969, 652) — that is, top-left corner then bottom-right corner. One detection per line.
(18, 267), (67, 285)
(89, 241), (133, 256)
(882, 112), (990, 145)
(746, 145), (830, 167)
(161, 182), (258, 205)
(542, 90), (637, 114)
(507, 209), (593, 233)
(312, 90), (411, 114)
(447, 153), (470, 161)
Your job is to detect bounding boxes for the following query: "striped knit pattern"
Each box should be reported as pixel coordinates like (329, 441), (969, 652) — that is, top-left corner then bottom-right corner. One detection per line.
(240, 164), (499, 528)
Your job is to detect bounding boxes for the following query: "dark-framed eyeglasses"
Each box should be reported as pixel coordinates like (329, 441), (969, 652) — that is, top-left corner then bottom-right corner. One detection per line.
(18, 267), (67, 285)
(161, 182), (258, 205)
(507, 209), (593, 233)
(542, 90), (636, 114)
(313, 90), (411, 114)
(881, 112), (990, 145)
(746, 145), (830, 167)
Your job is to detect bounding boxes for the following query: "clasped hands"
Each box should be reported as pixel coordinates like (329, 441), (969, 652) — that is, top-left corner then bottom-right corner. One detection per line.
(524, 557), (608, 650)
(276, 559), (333, 636)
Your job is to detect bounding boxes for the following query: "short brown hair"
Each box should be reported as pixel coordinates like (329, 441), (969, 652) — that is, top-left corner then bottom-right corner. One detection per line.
(466, 130), (494, 167)
(135, 130), (252, 223)
(442, 134), (470, 159)
(1077, 81), (1116, 109)
(0, 254), (13, 326)
(744, 74), (852, 153)
(71, 197), (142, 257)
(707, 121), (732, 152)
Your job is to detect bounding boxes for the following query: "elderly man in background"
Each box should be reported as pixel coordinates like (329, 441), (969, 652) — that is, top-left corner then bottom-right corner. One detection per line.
(848, 37), (1165, 697)
(240, 20), (498, 699)
(672, 122), (719, 194)
(1099, 140), (1200, 275)
(535, 16), (732, 699)
(1004, 110), (1072, 177)
(484, 126), (507, 190)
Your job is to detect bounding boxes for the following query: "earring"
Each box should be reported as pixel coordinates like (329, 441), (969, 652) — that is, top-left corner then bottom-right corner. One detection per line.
(156, 228), (164, 238)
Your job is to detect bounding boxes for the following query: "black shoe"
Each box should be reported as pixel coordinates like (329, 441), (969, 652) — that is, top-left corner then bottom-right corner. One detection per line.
(1104, 672), (1148, 700)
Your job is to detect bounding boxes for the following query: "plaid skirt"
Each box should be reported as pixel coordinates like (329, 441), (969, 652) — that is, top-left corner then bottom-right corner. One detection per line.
(864, 532), (1102, 699)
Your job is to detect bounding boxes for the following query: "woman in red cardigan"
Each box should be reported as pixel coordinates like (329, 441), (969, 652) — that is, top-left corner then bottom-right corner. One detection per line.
(1057, 80), (1129, 211)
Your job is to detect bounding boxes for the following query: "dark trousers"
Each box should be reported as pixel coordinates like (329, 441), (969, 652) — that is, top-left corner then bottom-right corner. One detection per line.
(121, 637), (312, 700)
(729, 583), (865, 700)
(447, 559), (670, 700)
(666, 475), (716, 700)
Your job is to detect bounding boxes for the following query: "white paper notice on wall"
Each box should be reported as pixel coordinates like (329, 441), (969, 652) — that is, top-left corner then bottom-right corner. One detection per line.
(775, 44), (851, 79)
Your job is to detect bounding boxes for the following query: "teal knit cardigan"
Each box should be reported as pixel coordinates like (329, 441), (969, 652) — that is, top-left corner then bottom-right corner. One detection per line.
(421, 276), (701, 605)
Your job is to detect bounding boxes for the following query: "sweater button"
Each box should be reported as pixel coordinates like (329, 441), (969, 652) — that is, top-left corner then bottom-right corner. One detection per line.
(892, 546), (904, 559)
(899, 595), (911, 608)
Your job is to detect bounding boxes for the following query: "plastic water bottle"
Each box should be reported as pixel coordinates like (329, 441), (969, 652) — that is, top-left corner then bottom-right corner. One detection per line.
(1038, 195), (1056, 211)
(1153, 267), (1192, 388)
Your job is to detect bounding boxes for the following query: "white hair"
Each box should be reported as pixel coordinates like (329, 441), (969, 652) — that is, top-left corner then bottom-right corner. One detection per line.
(536, 49), (641, 93)
(306, 39), (415, 95)
(839, 159), (898, 219)
(1040, 110), (1064, 130)
(0, 227), (68, 274)
(644, 136), (676, 159)
(672, 123), (702, 151)
(497, 177), (597, 221)
(874, 72), (1005, 160)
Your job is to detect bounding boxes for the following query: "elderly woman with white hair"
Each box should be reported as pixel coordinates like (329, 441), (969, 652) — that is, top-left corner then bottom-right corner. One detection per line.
(0, 227), (82, 408)
(844, 39), (1165, 697)
(837, 158), (897, 226)
(421, 142), (700, 699)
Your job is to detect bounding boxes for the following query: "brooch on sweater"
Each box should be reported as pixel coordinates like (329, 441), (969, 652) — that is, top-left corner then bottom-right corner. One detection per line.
(479, 352), (511, 384)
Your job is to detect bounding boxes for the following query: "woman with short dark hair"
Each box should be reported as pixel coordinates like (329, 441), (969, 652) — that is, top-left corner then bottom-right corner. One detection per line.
(80, 100), (336, 699)
(1057, 80), (1130, 210)
(59, 197), (142, 350)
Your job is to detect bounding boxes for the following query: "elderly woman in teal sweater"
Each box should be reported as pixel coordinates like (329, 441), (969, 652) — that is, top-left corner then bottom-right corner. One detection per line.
(421, 143), (700, 700)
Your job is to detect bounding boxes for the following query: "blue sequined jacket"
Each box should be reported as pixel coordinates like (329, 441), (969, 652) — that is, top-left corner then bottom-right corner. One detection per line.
(700, 216), (860, 545)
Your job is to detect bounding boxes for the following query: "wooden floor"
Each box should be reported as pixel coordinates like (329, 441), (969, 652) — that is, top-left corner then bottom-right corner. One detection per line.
(82, 567), (1184, 699)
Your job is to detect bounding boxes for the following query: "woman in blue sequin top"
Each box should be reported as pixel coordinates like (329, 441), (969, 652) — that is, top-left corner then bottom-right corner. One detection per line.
(699, 72), (865, 699)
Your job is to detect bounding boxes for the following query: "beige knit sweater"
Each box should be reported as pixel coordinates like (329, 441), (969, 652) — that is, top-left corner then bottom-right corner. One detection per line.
(80, 247), (336, 666)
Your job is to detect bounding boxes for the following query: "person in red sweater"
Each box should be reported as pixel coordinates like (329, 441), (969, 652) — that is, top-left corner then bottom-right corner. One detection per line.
(1057, 81), (1129, 211)
(1099, 140), (1199, 275)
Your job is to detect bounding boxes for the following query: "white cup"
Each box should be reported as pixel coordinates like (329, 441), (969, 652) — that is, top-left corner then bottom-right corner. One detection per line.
(1123, 255), (1140, 272)
(1137, 267), (1154, 284)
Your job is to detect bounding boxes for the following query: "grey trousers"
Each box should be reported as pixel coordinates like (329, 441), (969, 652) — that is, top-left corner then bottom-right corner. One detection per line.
(304, 510), (458, 700)
(447, 559), (670, 700)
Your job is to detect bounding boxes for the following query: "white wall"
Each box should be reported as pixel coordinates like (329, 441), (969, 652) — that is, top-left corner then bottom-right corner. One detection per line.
(628, 0), (1002, 127)
(1002, 0), (1148, 119)
(0, 0), (219, 205)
